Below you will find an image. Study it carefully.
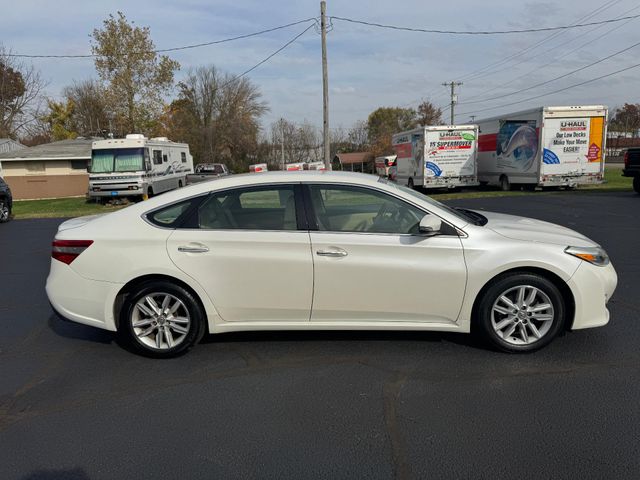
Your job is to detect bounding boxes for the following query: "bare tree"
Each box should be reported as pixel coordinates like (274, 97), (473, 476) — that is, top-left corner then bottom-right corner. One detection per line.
(0, 45), (47, 139)
(63, 79), (110, 137)
(416, 101), (443, 126)
(167, 66), (268, 171)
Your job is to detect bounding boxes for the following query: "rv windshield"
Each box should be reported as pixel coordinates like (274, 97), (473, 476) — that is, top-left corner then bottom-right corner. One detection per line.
(90, 148), (145, 173)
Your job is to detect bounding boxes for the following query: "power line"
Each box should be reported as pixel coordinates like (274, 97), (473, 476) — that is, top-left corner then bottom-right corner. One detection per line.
(459, 0), (623, 82)
(219, 24), (315, 89)
(329, 12), (640, 35)
(5, 18), (317, 58)
(463, 4), (640, 100)
(398, 1), (625, 108)
(458, 38), (640, 106)
(457, 62), (640, 118)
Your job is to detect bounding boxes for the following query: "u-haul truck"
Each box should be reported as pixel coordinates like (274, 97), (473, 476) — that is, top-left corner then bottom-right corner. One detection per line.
(476, 105), (607, 190)
(392, 125), (479, 189)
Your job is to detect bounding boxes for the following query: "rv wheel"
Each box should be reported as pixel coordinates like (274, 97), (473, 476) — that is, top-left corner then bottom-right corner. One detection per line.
(499, 175), (510, 191)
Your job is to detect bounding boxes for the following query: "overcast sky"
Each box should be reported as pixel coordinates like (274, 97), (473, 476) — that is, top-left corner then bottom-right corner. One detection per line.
(1, 0), (638, 131)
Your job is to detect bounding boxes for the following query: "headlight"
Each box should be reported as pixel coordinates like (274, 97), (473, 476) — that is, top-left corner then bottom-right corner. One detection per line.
(565, 246), (610, 266)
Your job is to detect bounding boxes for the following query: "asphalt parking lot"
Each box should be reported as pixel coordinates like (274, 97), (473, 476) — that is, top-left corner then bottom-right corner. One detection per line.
(1, 191), (639, 480)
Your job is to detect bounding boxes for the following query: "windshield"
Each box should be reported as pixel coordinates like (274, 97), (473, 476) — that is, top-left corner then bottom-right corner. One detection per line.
(378, 177), (482, 225)
(90, 148), (145, 173)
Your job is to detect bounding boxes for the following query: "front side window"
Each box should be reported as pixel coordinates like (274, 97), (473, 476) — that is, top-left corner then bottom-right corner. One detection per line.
(197, 185), (298, 230)
(309, 185), (424, 234)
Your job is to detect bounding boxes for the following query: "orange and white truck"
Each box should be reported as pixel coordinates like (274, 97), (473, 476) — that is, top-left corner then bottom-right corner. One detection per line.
(476, 105), (607, 190)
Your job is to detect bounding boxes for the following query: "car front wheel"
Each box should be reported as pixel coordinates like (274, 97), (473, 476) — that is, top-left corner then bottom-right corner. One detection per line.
(476, 273), (565, 352)
(0, 198), (11, 223)
(120, 281), (205, 358)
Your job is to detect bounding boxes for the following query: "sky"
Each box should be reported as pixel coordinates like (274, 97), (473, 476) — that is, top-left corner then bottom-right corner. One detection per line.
(1, 0), (639, 132)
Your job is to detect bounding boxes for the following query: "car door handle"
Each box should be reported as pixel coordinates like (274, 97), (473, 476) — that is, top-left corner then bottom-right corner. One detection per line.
(316, 248), (348, 257)
(178, 244), (209, 253)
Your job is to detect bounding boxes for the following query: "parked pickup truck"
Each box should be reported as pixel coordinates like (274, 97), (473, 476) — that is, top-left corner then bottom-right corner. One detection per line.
(186, 163), (229, 184)
(622, 148), (640, 194)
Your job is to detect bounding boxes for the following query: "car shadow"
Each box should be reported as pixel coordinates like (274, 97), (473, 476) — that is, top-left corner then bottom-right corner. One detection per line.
(48, 313), (115, 345)
(200, 328), (489, 351)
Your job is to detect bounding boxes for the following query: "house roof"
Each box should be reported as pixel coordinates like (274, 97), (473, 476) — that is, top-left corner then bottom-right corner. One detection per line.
(0, 137), (99, 161)
(333, 152), (374, 165)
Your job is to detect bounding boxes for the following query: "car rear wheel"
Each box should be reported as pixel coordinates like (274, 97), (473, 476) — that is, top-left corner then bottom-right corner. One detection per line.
(476, 273), (565, 352)
(120, 281), (205, 358)
(0, 198), (10, 223)
(499, 175), (510, 191)
(633, 176), (640, 194)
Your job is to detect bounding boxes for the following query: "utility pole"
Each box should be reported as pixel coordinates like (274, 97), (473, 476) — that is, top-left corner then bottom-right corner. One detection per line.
(321, 1), (331, 169)
(442, 81), (463, 124)
(280, 118), (285, 170)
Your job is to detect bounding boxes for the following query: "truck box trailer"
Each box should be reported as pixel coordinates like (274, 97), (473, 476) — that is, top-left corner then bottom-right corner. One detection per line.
(476, 105), (607, 189)
(392, 125), (479, 189)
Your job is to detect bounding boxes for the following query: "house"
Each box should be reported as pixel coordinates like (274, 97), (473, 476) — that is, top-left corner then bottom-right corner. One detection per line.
(333, 152), (375, 173)
(0, 138), (97, 200)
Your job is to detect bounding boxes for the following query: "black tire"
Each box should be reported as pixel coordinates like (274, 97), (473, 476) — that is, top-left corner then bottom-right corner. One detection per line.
(475, 273), (565, 353)
(119, 280), (205, 358)
(633, 176), (640, 194)
(499, 175), (510, 191)
(178, 180), (183, 188)
(0, 197), (11, 223)
(407, 177), (414, 190)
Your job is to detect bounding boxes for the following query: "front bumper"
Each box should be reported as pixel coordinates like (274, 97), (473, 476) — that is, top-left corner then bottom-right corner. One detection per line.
(567, 261), (618, 330)
(45, 259), (123, 331)
(89, 184), (144, 197)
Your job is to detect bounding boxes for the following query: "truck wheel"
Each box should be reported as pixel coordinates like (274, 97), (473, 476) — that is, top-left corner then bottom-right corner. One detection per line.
(499, 175), (510, 191)
(633, 176), (640, 194)
(178, 180), (183, 188)
(407, 178), (414, 190)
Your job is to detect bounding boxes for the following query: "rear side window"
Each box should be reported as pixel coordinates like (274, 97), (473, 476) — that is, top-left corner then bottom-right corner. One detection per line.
(197, 185), (298, 230)
(146, 196), (203, 228)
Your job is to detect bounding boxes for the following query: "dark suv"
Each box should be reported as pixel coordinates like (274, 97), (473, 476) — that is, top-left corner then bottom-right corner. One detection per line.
(0, 177), (13, 222)
(622, 147), (640, 194)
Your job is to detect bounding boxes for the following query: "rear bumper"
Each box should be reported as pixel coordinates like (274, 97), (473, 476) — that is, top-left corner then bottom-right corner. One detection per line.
(423, 176), (479, 188)
(568, 261), (618, 330)
(45, 259), (123, 331)
(540, 174), (603, 186)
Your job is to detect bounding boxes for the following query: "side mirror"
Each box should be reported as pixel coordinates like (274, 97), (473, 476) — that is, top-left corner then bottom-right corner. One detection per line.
(145, 160), (151, 171)
(419, 215), (442, 236)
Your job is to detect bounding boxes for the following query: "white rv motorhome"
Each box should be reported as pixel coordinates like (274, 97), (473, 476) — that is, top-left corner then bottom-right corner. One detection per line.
(89, 135), (193, 199)
(476, 105), (607, 190)
(392, 125), (479, 189)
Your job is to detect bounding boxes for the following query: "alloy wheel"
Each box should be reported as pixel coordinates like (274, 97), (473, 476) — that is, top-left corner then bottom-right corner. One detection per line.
(491, 285), (555, 346)
(131, 292), (191, 350)
(0, 201), (9, 222)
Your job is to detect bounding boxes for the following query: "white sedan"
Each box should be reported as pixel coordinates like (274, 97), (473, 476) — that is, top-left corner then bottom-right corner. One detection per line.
(46, 171), (617, 357)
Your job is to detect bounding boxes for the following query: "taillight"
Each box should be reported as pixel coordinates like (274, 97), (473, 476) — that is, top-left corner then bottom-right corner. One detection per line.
(52, 240), (94, 265)
(624, 150), (629, 168)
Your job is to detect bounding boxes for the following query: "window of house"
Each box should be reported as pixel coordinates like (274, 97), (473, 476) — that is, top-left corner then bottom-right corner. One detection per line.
(70, 160), (87, 170)
(25, 161), (45, 173)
